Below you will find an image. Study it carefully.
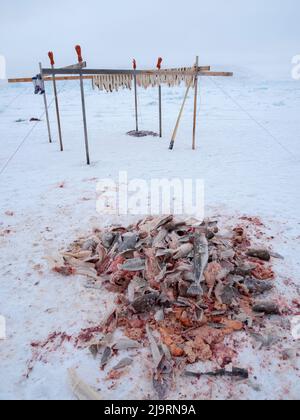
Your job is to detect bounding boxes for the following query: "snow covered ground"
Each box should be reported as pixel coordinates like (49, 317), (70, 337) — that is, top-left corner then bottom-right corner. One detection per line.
(0, 68), (300, 400)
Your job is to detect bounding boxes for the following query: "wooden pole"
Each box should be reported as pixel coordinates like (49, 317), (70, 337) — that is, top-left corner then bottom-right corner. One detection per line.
(133, 59), (139, 133)
(157, 57), (163, 138)
(169, 80), (193, 150)
(75, 45), (90, 165)
(39, 62), (52, 144)
(192, 56), (199, 150)
(48, 52), (63, 152)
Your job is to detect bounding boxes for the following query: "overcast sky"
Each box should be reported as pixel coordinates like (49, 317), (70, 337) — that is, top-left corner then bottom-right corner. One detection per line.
(0, 0), (299, 79)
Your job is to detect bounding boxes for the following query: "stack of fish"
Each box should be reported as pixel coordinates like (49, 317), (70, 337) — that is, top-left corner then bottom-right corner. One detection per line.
(54, 215), (280, 399)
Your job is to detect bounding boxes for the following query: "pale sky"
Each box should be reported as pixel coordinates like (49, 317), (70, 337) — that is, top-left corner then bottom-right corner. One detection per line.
(0, 0), (299, 79)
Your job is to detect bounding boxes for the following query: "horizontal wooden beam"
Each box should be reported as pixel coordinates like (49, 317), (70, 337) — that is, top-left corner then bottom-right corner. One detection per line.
(8, 67), (232, 84)
(41, 68), (233, 77)
(8, 76), (93, 84)
(198, 71), (233, 77)
(166, 66), (211, 71)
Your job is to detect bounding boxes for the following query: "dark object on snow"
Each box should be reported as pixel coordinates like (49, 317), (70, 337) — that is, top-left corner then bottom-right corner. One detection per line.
(89, 344), (99, 358)
(246, 249), (271, 262)
(101, 347), (113, 368)
(15, 119), (26, 123)
(185, 367), (249, 380)
(253, 301), (280, 315)
(127, 130), (158, 138)
(30, 118), (41, 122)
(244, 278), (273, 295)
(132, 292), (160, 313)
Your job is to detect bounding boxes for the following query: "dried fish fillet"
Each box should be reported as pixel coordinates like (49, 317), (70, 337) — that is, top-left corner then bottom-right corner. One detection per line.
(173, 243), (193, 260)
(132, 292), (160, 313)
(113, 339), (140, 351)
(101, 347), (113, 368)
(253, 301), (280, 315)
(146, 325), (163, 369)
(118, 233), (139, 254)
(112, 358), (133, 370)
(187, 233), (208, 297)
(247, 249), (271, 262)
(244, 278), (273, 295)
(120, 258), (146, 272)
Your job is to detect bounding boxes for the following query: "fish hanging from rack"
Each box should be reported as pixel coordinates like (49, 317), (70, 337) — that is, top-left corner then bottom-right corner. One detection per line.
(92, 74), (134, 92)
(92, 68), (196, 92)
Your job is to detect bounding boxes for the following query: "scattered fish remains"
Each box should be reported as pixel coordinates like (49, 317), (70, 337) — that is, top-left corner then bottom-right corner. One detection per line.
(127, 130), (159, 138)
(54, 215), (281, 399)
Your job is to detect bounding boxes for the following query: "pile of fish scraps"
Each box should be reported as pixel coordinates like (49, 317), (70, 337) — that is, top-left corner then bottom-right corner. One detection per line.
(55, 215), (281, 399)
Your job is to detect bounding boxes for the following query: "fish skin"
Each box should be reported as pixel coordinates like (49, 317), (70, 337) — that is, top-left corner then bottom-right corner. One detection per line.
(253, 301), (280, 315)
(153, 229), (168, 248)
(120, 258), (146, 272)
(244, 278), (273, 295)
(173, 243), (193, 260)
(145, 248), (161, 289)
(132, 292), (160, 313)
(117, 233), (139, 253)
(101, 347), (113, 368)
(112, 358), (134, 370)
(246, 249), (271, 262)
(113, 339), (140, 350)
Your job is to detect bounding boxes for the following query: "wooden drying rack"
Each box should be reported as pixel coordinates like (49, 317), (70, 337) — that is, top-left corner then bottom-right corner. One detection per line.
(8, 47), (233, 165)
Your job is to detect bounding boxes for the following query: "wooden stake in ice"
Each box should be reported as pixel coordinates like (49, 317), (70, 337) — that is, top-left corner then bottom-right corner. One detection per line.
(169, 84), (192, 150)
(39, 62), (52, 144)
(48, 52), (63, 152)
(133, 59), (139, 133)
(157, 57), (163, 138)
(192, 56), (199, 150)
(169, 69), (194, 150)
(169, 58), (200, 151)
(75, 45), (90, 165)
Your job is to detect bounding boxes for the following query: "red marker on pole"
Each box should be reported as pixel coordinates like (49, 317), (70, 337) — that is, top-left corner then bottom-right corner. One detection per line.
(157, 57), (163, 137)
(48, 51), (55, 66)
(75, 45), (83, 64)
(157, 57), (163, 70)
